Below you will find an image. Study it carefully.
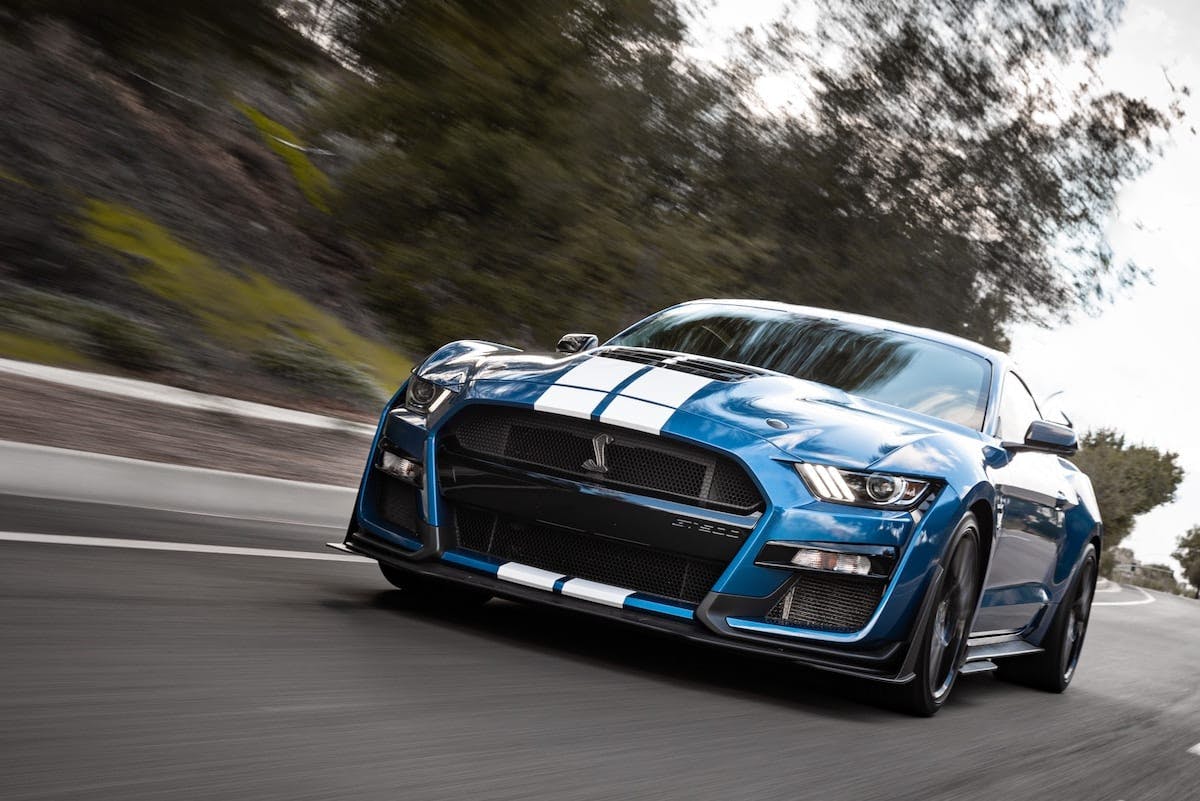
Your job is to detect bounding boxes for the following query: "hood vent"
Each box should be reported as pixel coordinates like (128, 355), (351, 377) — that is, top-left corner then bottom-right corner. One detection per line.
(600, 347), (767, 382)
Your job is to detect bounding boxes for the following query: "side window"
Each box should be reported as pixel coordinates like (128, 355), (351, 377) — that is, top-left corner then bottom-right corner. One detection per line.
(997, 372), (1042, 442)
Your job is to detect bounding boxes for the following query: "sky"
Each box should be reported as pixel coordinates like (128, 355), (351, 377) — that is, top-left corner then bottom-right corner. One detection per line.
(1008, 0), (1200, 571)
(697, 0), (1200, 573)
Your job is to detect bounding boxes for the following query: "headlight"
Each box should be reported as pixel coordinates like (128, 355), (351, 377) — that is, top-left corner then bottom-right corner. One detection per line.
(404, 375), (454, 415)
(795, 463), (931, 510)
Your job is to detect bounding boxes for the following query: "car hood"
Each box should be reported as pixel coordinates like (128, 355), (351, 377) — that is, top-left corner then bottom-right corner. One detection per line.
(423, 345), (973, 474)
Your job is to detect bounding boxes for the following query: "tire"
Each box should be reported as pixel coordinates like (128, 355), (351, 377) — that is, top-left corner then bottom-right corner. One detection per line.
(894, 514), (983, 717)
(379, 562), (493, 609)
(996, 543), (1097, 693)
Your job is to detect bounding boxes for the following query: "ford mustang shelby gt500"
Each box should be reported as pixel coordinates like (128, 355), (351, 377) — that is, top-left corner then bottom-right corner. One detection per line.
(329, 300), (1099, 715)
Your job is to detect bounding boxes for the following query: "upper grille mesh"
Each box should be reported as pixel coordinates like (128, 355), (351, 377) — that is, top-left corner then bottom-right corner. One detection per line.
(767, 572), (885, 633)
(443, 406), (762, 512)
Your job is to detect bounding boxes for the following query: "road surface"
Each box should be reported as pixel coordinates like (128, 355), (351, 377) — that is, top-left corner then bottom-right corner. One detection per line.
(2, 492), (1198, 801)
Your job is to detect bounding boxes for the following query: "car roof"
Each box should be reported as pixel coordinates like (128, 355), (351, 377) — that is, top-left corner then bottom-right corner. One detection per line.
(674, 298), (1010, 367)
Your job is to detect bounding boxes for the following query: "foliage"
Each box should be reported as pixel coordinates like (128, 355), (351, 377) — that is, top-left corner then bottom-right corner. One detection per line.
(1173, 526), (1200, 590)
(0, 282), (173, 371)
(79, 199), (411, 388)
(253, 336), (385, 403)
(316, 0), (1176, 352)
(0, 0), (318, 62)
(79, 313), (173, 371)
(1072, 429), (1184, 551)
(235, 101), (334, 213)
(0, 329), (91, 367)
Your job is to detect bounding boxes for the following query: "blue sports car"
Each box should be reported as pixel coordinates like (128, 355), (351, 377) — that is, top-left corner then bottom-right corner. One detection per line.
(330, 300), (1100, 715)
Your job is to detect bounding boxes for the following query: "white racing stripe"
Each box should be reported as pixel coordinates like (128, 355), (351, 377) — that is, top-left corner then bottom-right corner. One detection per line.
(555, 356), (645, 391)
(599, 396), (676, 435)
(533, 385), (607, 419)
(619, 367), (711, 408)
(0, 531), (371, 562)
(560, 577), (634, 608)
(496, 562), (564, 591)
(1092, 586), (1156, 607)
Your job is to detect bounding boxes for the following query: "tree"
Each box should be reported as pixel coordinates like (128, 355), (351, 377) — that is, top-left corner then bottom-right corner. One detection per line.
(1173, 526), (1200, 590)
(316, 0), (1177, 352)
(1071, 429), (1184, 553)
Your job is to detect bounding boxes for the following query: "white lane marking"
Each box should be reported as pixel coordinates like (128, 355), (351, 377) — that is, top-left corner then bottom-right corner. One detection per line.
(599, 396), (675, 434)
(1093, 586), (1156, 607)
(619, 367), (711, 407)
(1094, 578), (1122, 594)
(560, 577), (634, 608)
(555, 357), (644, 392)
(0, 531), (370, 562)
(1188, 743), (1200, 757)
(534, 385), (607, 419)
(496, 562), (563, 591)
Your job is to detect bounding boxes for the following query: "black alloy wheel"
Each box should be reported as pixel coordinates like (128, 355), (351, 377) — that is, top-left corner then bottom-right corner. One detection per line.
(896, 514), (982, 716)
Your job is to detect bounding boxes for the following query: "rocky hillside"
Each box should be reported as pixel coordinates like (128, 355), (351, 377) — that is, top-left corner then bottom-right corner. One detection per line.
(0, 20), (409, 415)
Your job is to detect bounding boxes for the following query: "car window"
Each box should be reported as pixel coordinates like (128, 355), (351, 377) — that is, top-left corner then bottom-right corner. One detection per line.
(996, 372), (1042, 442)
(608, 303), (992, 429)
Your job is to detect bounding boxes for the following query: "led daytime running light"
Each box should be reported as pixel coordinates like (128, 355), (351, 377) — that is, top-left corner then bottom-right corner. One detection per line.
(795, 463), (930, 510)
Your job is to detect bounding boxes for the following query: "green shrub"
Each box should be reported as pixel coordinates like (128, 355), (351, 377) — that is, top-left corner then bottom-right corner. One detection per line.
(253, 337), (385, 404)
(81, 313), (173, 371)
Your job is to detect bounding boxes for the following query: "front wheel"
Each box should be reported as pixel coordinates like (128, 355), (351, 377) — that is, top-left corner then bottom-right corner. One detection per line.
(997, 544), (1097, 692)
(895, 514), (982, 717)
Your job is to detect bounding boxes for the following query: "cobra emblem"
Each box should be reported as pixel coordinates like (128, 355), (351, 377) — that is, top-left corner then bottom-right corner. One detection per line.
(582, 433), (614, 474)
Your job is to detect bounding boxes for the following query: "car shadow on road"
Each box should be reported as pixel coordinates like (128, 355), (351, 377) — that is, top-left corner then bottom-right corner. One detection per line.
(326, 586), (1009, 721)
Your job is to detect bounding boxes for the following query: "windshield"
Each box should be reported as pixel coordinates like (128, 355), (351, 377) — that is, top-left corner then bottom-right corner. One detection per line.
(610, 304), (992, 429)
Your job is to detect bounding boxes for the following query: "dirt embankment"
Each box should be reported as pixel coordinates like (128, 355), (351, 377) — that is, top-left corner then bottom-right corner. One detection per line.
(0, 371), (370, 486)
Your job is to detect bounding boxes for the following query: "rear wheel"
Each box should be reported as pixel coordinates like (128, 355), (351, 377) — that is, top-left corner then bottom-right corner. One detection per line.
(895, 514), (982, 717)
(379, 562), (493, 609)
(997, 544), (1097, 692)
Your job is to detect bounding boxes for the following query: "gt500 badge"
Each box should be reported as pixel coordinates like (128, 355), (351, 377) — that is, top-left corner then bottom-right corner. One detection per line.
(670, 518), (749, 541)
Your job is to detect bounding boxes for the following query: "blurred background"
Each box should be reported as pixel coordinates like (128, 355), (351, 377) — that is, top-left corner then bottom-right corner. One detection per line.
(3, 4), (1200, 799)
(0, 1), (1195, 580)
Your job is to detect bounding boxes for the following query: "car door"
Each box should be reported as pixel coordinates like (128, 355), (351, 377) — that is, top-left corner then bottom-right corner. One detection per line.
(975, 371), (1077, 635)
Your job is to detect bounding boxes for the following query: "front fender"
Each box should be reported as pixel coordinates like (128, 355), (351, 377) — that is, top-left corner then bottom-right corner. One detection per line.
(415, 339), (522, 389)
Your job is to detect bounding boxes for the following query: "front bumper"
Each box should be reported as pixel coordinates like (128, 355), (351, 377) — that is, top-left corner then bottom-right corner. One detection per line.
(333, 525), (920, 682)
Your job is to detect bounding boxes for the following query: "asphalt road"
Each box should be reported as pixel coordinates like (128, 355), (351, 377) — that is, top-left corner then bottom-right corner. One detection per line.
(2, 492), (1198, 801)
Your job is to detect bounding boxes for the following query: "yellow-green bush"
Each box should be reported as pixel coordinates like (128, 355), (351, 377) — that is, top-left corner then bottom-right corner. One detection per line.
(0, 331), (92, 367)
(234, 101), (333, 213)
(80, 200), (411, 390)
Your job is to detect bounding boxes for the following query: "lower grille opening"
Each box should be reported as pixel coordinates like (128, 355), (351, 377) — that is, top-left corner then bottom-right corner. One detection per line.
(453, 505), (724, 605)
(376, 474), (421, 536)
(767, 572), (885, 633)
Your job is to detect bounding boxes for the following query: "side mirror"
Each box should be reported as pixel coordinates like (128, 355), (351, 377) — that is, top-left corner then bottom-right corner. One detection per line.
(1006, 420), (1078, 456)
(556, 333), (599, 354)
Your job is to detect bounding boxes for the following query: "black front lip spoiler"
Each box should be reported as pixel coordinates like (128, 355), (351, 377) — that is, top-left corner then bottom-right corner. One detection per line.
(333, 528), (926, 684)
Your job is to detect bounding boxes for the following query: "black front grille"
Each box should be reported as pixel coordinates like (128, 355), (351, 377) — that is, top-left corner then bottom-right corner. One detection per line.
(377, 475), (421, 535)
(454, 506), (724, 605)
(767, 572), (885, 632)
(442, 407), (762, 513)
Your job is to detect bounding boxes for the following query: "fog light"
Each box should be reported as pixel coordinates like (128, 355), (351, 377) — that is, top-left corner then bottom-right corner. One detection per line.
(789, 548), (871, 576)
(380, 451), (423, 485)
